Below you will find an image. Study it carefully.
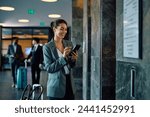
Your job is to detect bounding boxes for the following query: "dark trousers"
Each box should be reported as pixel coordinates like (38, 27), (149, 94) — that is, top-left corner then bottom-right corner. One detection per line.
(31, 64), (41, 85)
(11, 60), (20, 84)
(49, 74), (74, 100)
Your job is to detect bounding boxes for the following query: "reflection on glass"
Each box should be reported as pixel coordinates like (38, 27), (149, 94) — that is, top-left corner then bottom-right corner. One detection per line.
(2, 28), (12, 39)
(33, 29), (48, 39)
(13, 28), (32, 39)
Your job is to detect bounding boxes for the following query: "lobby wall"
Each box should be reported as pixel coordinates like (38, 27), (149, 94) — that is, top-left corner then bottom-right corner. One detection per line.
(116, 0), (150, 99)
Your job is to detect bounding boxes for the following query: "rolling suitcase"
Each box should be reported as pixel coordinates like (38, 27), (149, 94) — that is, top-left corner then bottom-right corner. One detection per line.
(16, 61), (27, 89)
(20, 84), (44, 100)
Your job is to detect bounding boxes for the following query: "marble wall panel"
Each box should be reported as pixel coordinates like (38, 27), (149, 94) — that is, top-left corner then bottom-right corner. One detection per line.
(116, 0), (150, 99)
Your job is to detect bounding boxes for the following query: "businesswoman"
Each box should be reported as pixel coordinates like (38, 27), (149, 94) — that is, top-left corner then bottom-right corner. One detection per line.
(43, 19), (78, 100)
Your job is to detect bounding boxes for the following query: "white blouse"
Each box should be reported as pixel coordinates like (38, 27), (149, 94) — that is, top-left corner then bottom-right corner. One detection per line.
(57, 49), (70, 74)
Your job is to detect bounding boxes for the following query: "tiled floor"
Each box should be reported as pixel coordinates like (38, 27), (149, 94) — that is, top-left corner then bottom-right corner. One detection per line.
(0, 67), (82, 100)
(0, 67), (48, 100)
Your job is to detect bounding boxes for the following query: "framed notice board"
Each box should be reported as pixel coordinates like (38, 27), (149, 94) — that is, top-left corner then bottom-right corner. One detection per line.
(123, 0), (142, 59)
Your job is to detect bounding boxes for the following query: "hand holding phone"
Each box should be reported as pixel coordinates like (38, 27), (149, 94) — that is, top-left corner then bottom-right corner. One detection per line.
(71, 44), (81, 53)
(68, 44), (81, 58)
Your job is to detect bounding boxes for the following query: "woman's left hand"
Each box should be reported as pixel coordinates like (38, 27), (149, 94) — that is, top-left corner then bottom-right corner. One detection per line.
(70, 51), (78, 61)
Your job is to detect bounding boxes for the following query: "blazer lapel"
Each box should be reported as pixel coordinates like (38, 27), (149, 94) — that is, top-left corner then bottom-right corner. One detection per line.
(49, 39), (73, 59)
(15, 45), (18, 53)
(50, 39), (59, 59)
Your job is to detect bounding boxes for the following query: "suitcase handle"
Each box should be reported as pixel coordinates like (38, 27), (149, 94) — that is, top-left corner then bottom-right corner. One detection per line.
(20, 84), (32, 100)
(21, 84), (44, 100)
(24, 60), (27, 68)
(30, 84), (44, 100)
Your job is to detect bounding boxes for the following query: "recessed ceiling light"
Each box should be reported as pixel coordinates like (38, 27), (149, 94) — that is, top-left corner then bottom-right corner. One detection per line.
(0, 6), (15, 11)
(48, 14), (61, 18)
(41, 0), (58, 2)
(18, 19), (29, 23)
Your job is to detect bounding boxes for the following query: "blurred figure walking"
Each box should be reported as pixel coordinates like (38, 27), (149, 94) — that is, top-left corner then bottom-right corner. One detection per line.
(7, 37), (24, 87)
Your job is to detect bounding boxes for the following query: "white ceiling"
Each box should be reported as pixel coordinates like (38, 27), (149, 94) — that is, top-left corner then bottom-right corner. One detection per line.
(0, 0), (72, 27)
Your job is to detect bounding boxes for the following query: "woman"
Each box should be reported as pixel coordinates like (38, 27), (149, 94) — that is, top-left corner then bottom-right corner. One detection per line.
(43, 19), (78, 100)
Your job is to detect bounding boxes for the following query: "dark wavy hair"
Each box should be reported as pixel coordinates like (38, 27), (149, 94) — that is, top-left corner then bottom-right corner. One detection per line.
(33, 38), (40, 43)
(50, 19), (67, 29)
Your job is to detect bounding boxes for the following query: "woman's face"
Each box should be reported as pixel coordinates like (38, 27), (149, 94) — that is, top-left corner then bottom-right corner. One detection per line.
(54, 23), (67, 39)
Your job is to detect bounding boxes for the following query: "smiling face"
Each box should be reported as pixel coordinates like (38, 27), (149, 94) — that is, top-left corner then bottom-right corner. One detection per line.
(53, 23), (67, 40)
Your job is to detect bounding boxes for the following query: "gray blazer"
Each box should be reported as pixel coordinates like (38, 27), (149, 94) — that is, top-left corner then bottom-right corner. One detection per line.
(43, 39), (76, 98)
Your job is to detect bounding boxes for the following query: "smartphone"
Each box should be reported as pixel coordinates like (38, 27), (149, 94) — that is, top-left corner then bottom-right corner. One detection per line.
(69, 44), (81, 56)
(72, 44), (81, 52)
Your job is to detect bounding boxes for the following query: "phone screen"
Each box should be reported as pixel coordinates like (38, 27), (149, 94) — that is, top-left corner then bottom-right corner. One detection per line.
(69, 44), (81, 56)
(72, 44), (81, 52)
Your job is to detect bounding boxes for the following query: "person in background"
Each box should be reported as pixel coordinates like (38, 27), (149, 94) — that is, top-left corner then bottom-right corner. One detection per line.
(7, 37), (24, 88)
(26, 38), (43, 85)
(43, 19), (78, 100)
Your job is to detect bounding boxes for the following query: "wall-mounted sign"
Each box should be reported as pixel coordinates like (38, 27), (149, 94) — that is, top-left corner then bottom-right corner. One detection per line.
(123, 0), (142, 58)
(28, 9), (35, 15)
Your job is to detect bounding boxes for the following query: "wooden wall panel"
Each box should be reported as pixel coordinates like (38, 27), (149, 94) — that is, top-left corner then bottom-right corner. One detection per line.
(18, 40), (32, 58)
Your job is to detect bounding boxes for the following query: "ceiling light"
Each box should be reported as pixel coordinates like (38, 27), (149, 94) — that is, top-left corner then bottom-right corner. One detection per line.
(18, 19), (29, 23)
(41, 0), (58, 2)
(48, 14), (61, 18)
(0, 6), (15, 11)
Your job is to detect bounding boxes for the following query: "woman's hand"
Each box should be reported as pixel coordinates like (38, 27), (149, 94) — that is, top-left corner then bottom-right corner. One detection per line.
(70, 51), (78, 61)
(63, 47), (71, 58)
